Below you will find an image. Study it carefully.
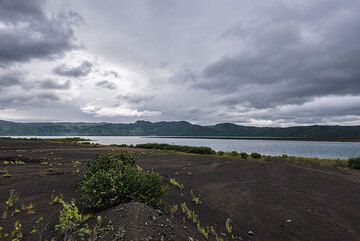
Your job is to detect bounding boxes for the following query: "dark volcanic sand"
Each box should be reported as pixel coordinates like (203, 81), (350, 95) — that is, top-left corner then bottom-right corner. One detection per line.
(0, 139), (359, 241)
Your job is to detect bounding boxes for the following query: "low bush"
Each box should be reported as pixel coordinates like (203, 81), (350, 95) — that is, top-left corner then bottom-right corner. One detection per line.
(135, 143), (216, 155)
(217, 151), (224, 156)
(250, 152), (262, 158)
(230, 151), (238, 157)
(240, 152), (248, 159)
(348, 156), (360, 170)
(79, 152), (167, 210)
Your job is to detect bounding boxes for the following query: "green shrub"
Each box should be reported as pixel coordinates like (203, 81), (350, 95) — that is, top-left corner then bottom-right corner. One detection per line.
(135, 143), (216, 155)
(230, 151), (238, 157)
(348, 156), (360, 170)
(250, 152), (261, 158)
(79, 152), (167, 210)
(217, 151), (224, 156)
(240, 152), (248, 159)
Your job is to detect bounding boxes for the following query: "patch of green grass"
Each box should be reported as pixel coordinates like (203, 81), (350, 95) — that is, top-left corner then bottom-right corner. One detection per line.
(79, 152), (167, 210)
(278, 155), (348, 168)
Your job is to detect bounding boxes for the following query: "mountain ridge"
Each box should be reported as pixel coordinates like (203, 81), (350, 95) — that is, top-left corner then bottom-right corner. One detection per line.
(1, 119), (360, 138)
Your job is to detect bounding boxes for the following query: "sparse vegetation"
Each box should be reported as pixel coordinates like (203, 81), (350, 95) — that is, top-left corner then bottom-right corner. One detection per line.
(53, 199), (125, 241)
(50, 137), (91, 144)
(135, 143), (216, 155)
(79, 152), (167, 210)
(348, 156), (360, 169)
(2, 190), (19, 219)
(3, 160), (26, 165)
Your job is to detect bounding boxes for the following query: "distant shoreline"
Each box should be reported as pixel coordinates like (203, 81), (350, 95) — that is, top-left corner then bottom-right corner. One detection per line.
(2, 135), (360, 142)
(151, 136), (360, 142)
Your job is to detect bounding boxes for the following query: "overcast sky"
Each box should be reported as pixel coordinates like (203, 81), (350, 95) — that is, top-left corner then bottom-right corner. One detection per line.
(1, 0), (360, 126)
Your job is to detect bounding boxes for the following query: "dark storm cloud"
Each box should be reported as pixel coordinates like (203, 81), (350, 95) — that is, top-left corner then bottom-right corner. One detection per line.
(39, 79), (71, 90)
(53, 61), (93, 77)
(194, 0), (360, 108)
(0, 0), (80, 66)
(95, 80), (117, 89)
(0, 92), (60, 105)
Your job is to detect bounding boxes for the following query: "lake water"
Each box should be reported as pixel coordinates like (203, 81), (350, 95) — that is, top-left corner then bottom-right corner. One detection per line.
(10, 136), (360, 159)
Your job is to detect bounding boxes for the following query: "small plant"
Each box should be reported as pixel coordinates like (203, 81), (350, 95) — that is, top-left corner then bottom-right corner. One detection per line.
(240, 152), (248, 159)
(2, 168), (12, 177)
(50, 194), (64, 205)
(71, 160), (81, 168)
(169, 178), (184, 189)
(218, 151), (224, 156)
(181, 203), (198, 224)
(9, 220), (23, 241)
(250, 152), (262, 158)
(197, 224), (210, 239)
(225, 218), (233, 234)
(2, 190), (19, 219)
(169, 204), (178, 214)
(22, 202), (35, 214)
(191, 190), (201, 205)
(55, 200), (91, 236)
(230, 151), (239, 157)
(348, 156), (360, 170)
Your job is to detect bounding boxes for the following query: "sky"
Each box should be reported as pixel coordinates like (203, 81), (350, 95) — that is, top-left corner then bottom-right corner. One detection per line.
(0, 0), (360, 126)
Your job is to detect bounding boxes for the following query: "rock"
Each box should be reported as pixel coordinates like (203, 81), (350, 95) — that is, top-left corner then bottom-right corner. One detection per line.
(286, 219), (292, 223)
(248, 230), (254, 236)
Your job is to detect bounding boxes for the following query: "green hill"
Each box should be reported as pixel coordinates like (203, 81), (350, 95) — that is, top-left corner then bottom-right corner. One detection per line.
(1, 120), (360, 139)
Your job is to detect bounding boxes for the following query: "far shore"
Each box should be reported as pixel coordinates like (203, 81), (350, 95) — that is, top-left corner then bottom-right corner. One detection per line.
(152, 136), (360, 142)
(2, 135), (360, 142)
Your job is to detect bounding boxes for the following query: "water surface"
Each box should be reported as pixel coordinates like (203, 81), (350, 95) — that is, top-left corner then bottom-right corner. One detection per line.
(9, 136), (360, 159)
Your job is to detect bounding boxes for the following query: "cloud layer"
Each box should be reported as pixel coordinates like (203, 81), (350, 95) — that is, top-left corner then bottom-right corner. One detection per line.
(0, 0), (360, 126)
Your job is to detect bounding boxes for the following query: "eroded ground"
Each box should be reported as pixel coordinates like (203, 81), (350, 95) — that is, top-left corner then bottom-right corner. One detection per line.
(0, 139), (359, 241)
